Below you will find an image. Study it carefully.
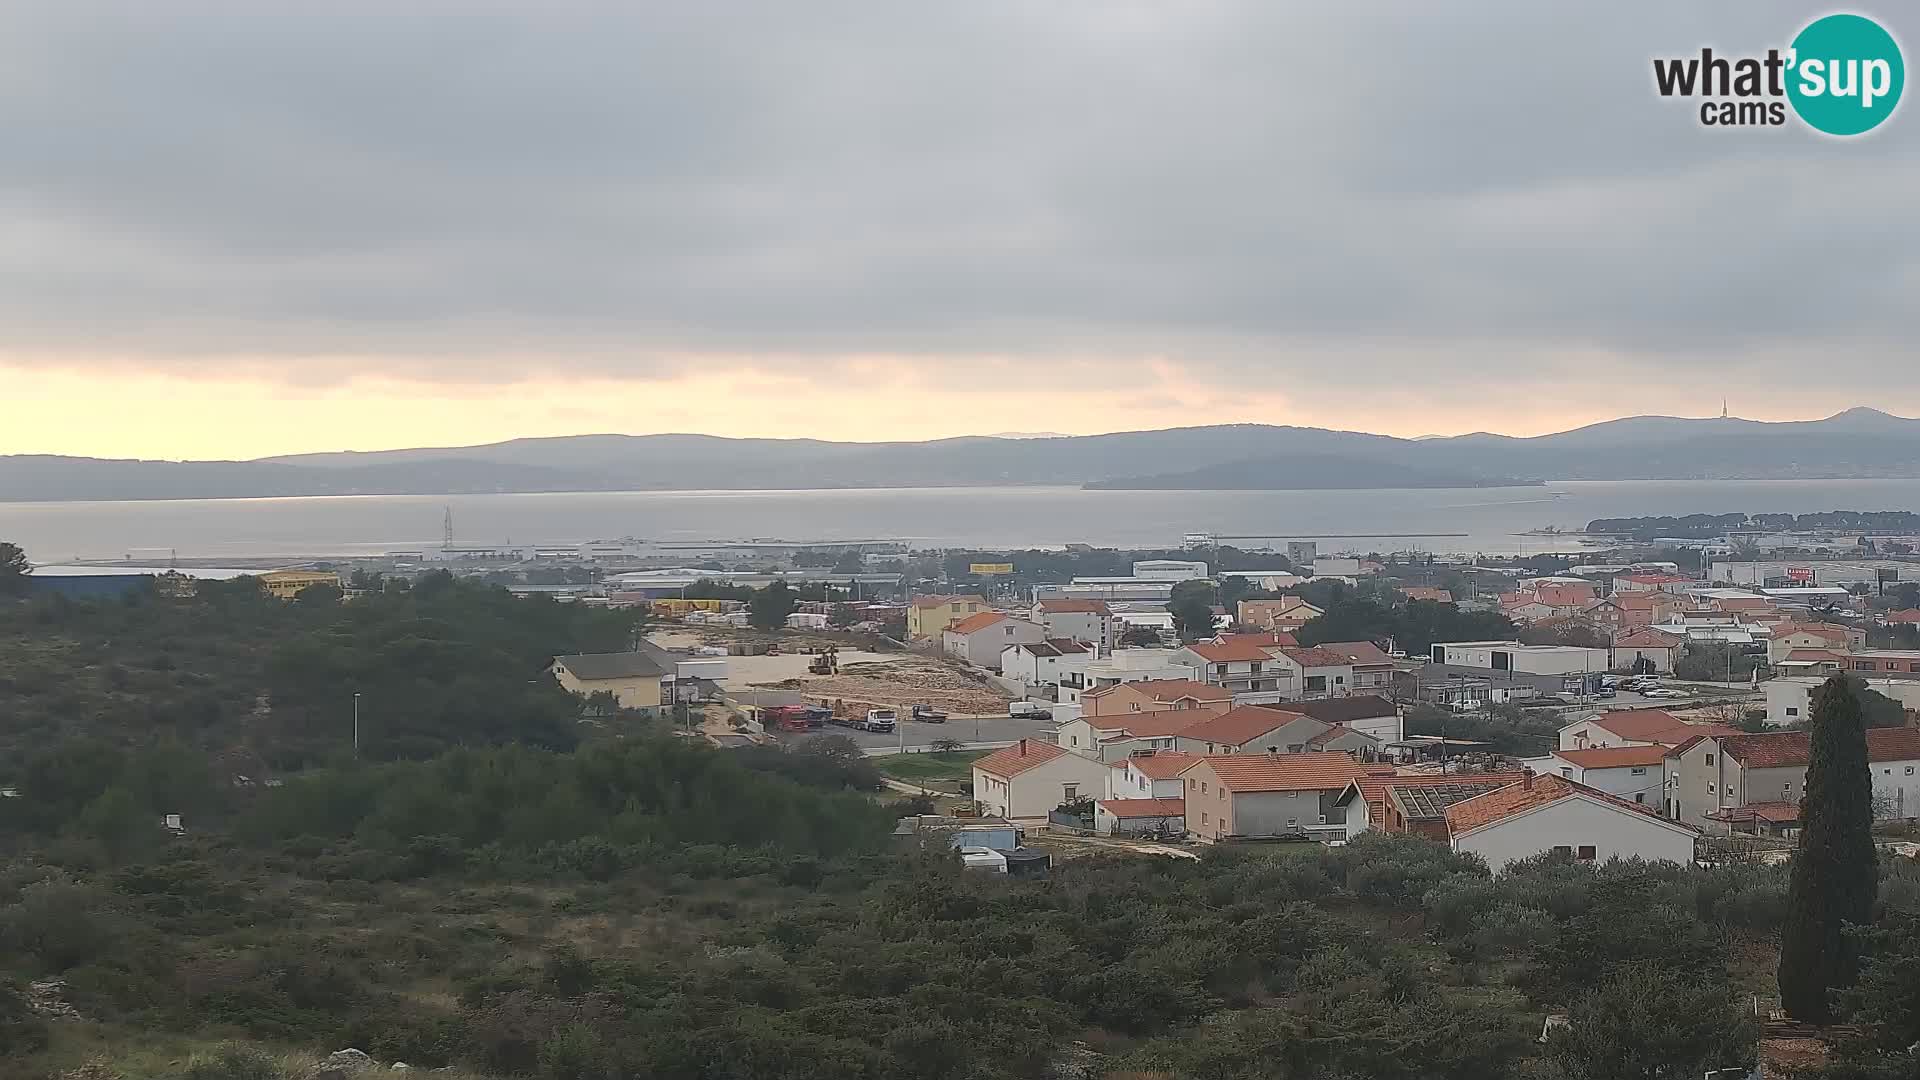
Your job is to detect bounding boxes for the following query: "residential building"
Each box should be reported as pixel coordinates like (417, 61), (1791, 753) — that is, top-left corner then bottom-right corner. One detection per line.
(1030, 599), (1116, 654)
(1269, 646), (1357, 699)
(1172, 638), (1292, 695)
(1612, 573), (1698, 595)
(1310, 641), (1398, 693)
(1430, 641), (1610, 676)
(1399, 587), (1454, 604)
(1105, 749), (1202, 800)
(1666, 728), (1920, 828)
(1763, 674), (1920, 727)
(1885, 608), (1920, 626)
(1531, 745), (1668, 806)
(1175, 707), (1332, 756)
(1444, 773), (1699, 873)
(1272, 695), (1405, 743)
(1766, 622), (1867, 664)
(971, 739), (1113, 820)
(1237, 597), (1323, 632)
(942, 612), (1045, 670)
(999, 639), (1092, 694)
(550, 651), (666, 714)
(1582, 592), (1677, 633)
(1844, 649), (1920, 676)
(1335, 771), (1528, 838)
(1558, 708), (1741, 752)
(259, 569), (342, 600)
(1774, 649), (1850, 678)
(1611, 629), (1683, 673)
(907, 594), (990, 640)
(1079, 678), (1233, 719)
(1056, 711), (1200, 760)
(1179, 753), (1366, 843)
(1094, 797), (1186, 836)
(1068, 649), (1193, 701)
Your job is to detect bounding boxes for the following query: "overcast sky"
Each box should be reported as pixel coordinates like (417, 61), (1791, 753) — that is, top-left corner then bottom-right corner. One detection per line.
(4, 2), (1916, 458)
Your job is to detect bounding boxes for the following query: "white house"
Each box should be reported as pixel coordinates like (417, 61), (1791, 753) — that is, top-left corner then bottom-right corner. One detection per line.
(1030, 599), (1116, 655)
(1066, 648), (1193, 703)
(1094, 797), (1186, 836)
(1171, 637), (1293, 696)
(999, 639), (1092, 694)
(970, 739), (1113, 820)
(1430, 641), (1611, 676)
(1105, 749), (1201, 800)
(1529, 745), (1668, 807)
(1443, 774), (1699, 873)
(1610, 629), (1683, 674)
(1556, 708), (1739, 752)
(1759, 674), (1920, 727)
(942, 612), (1045, 671)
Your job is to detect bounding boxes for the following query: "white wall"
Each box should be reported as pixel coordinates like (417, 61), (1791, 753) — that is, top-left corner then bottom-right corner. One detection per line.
(1763, 679), (1817, 728)
(1558, 717), (1650, 751)
(1873, 757), (1920, 820)
(1452, 795), (1696, 874)
(1552, 760), (1662, 806)
(973, 754), (1112, 819)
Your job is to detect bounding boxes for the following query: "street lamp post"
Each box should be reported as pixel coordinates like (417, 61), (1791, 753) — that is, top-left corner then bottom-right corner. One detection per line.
(352, 692), (361, 757)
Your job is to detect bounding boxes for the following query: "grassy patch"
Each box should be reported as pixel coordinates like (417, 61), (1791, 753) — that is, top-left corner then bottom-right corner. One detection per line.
(874, 750), (987, 787)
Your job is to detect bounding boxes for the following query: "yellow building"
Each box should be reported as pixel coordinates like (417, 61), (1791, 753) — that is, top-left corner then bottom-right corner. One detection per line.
(258, 569), (343, 601)
(907, 594), (991, 640)
(550, 651), (667, 714)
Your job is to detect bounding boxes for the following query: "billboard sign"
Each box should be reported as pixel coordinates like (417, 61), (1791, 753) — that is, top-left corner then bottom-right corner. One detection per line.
(1787, 566), (1814, 582)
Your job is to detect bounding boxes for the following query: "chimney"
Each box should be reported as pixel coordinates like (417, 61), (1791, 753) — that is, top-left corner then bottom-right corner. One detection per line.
(1523, 771), (1534, 790)
(1019, 739), (1027, 757)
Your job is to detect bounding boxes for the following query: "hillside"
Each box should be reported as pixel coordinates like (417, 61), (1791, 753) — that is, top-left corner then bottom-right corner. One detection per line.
(1084, 453), (1538, 490)
(7, 408), (1920, 500)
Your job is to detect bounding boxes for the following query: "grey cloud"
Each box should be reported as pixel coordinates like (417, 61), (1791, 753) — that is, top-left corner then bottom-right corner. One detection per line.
(0, 1), (1915, 391)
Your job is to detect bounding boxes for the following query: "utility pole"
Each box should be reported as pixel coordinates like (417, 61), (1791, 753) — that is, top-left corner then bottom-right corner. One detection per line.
(352, 692), (361, 757)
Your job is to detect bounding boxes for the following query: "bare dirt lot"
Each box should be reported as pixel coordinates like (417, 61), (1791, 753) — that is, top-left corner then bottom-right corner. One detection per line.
(646, 630), (1013, 716)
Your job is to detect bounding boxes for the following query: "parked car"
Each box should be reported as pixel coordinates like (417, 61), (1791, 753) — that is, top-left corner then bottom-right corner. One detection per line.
(1641, 687), (1687, 699)
(1008, 700), (1052, 720)
(910, 704), (949, 722)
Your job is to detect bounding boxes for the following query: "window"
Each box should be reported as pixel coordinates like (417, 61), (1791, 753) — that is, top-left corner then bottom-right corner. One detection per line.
(1201, 782), (1208, 794)
(1786, 707), (1799, 717)
(1635, 793), (1646, 804)
(1287, 818), (1297, 828)
(1577, 845), (1597, 861)
(1317, 814), (1327, 825)
(1784, 783), (1793, 794)
(1218, 789), (1224, 801)
(1908, 766), (1916, 776)
(1707, 782), (1716, 794)
(1705, 754), (1714, 766)
(1552, 845), (1572, 856)
(1559, 767), (1572, 778)
(1062, 784), (1078, 800)
(1201, 811), (1209, 825)
(1630, 767), (1647, 776)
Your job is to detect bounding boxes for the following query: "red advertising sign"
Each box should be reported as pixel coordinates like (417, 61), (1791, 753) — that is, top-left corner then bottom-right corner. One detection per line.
(1787, 567), (1814, 582)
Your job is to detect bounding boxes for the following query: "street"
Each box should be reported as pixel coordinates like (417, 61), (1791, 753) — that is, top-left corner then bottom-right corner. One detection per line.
(778, 712), (1058, 753)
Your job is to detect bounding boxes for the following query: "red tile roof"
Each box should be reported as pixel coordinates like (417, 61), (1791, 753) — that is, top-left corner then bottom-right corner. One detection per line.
(1400, 587), (1454, 603)
(1620, 573), (1693, 585)
(1096, 797), (1186, 818)
(1887, 609), (1920, 624)
(1443, 773), (1688, 835)
(946, 611), (1008, 635)
(1090, 712), (1209, 738)
(1532, 584), (1598, 606)
(1216, 631), (1299, 648)
(1187, 752), (1361, 793)
(1587, 709), (1741, 746)
(1280, 646), (1355, 667)
(1552, 745), (1671, 769)
(1186, 639), (1281, 662)
(1306, 725), (1375, 748)
(1084, 678), (1231, 703)
(1720, 728), (1920, 769)
(1037, 599), (1113, 615)
(1781, 649), (1849, 664)
(1773, 622), (1853, 640)
(972, 739), (1069, 779)
(1314, 640), (1396, 667)
(1344, 770), (1528, 826)
(1178, 706), (1316, 748)
(1707, 801), (1800, 824)
(1124, 750), (1203, 779)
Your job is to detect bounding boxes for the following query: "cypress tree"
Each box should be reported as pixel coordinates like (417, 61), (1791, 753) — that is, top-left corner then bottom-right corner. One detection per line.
(1777, 674), (1878, 1023)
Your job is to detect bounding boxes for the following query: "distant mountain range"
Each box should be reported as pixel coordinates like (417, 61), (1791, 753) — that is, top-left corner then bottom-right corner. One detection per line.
(7, 408), (1920, 501)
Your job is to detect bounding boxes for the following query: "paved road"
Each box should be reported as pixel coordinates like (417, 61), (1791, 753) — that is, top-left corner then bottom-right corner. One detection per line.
(780, 713), (1058, 753)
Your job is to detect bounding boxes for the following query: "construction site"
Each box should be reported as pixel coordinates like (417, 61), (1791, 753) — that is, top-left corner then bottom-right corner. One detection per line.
(648, 627), (1013, 719)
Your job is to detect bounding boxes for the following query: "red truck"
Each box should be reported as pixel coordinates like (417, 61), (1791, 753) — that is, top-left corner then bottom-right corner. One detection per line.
(763, 705), (813, 733)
